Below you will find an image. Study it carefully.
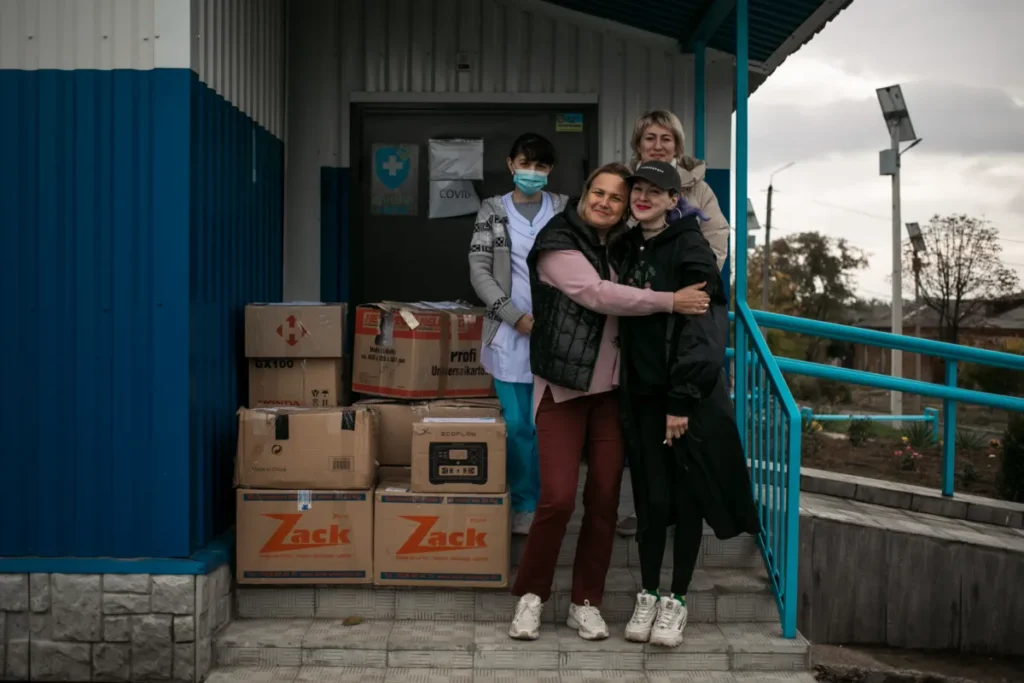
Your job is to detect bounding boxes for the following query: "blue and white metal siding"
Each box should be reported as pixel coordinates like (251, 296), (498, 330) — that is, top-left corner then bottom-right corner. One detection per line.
(285, 0), (735, 300)
(0, 0), (285, 561)
(188, 0), (286, 554)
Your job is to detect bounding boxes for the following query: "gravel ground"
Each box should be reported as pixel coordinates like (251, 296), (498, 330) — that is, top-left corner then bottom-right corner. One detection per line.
(813, 644), (1024, 683)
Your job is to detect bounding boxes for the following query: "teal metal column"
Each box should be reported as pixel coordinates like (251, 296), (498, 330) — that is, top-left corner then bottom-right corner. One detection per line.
(733, 0), (750, 442)
(694, 41), (706, 160)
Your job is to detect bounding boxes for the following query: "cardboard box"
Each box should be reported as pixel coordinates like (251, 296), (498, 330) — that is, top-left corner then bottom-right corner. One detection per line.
(373, 482), (510, 588)
(235, 407), (378, 490)
(411, 418), (507, 493)
(246, 303), (347, 358)
(236, 489), (373, 584)
(352, 302), (493, 399)
(379, 466), (412, 484)
(354, 398), (502, 466)
(248, 357), (350, 408)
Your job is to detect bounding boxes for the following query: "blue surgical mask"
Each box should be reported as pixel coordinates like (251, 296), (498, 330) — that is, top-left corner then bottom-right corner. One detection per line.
(513, 169), (548, 196)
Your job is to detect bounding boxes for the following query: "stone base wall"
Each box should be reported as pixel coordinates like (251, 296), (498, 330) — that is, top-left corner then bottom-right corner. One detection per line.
(0, 565), (232, 682)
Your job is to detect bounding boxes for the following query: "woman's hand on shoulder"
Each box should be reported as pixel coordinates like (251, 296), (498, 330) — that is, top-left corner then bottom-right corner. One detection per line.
(673, 282), (710, 315)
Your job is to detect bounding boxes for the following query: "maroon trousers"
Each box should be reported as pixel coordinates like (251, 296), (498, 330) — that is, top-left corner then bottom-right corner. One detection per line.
(512, 388), (626, 605)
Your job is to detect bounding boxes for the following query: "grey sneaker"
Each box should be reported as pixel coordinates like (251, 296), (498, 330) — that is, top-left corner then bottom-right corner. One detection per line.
(511, 511), (534, 535)
(617, 514), (638, 537)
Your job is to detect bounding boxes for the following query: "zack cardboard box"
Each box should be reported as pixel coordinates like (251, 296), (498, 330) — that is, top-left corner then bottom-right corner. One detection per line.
(354, 398), (502, 466)
(245, 303), (347, 358)
(352, 302), (493, 399)
(236, 489), (373, 584)
(373, 481), (510, 588)
(248, 357), (349, 408)
(235, 406), (378, 490)
(411, 417), (507, 494)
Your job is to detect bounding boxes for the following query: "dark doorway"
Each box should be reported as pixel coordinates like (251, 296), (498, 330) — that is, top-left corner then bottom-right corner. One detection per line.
(350, 104), (598, 307)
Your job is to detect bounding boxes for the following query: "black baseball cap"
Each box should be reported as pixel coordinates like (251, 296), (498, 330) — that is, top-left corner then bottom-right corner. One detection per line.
(629, 160), (681, 192)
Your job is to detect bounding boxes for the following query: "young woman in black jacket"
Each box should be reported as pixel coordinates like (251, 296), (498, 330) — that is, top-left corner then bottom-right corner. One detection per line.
(614, 161), (761, 648)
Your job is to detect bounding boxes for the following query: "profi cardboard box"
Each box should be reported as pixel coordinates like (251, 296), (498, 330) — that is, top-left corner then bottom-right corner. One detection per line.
(246, 303), (347, 358)
(249, 357), (350, 408)
(354, 398), (502, 466)
(236, 489), (373, 584)
(373, 481), (510, 588)
(411, 418), (507, 494)
(352, 302), (493, 399)
(235, 406), (378, 490)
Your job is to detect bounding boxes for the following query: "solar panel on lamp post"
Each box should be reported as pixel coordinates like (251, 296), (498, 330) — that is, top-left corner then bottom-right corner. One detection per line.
(877, 84), (922, 420)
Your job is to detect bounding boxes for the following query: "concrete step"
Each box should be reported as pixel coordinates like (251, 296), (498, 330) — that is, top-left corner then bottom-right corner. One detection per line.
(212, 619), (810, 675)
(206, 668), (819, 683)
(512, 527), (762, 571)
(236, 567), (778, 624)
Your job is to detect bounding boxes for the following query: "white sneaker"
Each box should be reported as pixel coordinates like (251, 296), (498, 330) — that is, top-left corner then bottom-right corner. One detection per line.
(649, 595), (688, 648)
(566, 600), (609, 640)
(508, 593), (544, 640)
(511, 511), (534, 535)
(624, 591), (659, 642)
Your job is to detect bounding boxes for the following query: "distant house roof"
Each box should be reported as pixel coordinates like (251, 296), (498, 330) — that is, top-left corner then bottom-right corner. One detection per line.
(540, 0), (854, 78)
(855, 297), (1024, 332)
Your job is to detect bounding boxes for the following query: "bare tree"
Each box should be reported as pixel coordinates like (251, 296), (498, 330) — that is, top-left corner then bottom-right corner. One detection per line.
(904, 214), (1019, 344)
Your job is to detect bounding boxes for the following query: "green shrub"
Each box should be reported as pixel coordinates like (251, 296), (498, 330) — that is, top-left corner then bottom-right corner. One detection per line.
(958, 463), (980, 491)
(955, 428), (987, 451)
(847, 419), (872, 447)
(997, 415), (1024, 503)
(902, 422), (937, 449)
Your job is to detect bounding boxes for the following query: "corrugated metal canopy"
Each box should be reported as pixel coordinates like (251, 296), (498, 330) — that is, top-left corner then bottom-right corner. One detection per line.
(540, 0), (852, 65)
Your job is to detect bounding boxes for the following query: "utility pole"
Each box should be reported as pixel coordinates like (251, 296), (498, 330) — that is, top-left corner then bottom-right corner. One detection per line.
(890, 120), (903, 419)
(876, 85), (920, 422)
(761, 162), (794, 310)
(762, 183), (773, 311)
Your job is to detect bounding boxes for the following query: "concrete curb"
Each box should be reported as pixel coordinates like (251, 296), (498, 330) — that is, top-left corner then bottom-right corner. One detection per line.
(800, 467), (1024, 529)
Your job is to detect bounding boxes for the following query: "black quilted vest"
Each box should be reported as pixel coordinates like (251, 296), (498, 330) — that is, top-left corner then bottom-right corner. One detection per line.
(527, 200), (612, 392)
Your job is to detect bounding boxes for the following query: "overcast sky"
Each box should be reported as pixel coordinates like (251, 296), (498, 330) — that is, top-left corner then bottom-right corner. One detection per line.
(743, 0), (1024, 301)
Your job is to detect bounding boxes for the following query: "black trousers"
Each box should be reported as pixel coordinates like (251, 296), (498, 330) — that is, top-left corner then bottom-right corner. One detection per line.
(630, 393), (704, 596)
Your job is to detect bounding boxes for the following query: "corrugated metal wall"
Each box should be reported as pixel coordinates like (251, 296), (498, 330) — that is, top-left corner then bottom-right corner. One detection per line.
(187, 0), (286, 556)
(285, 0), (736, 300)
(0, 0), (285, 560)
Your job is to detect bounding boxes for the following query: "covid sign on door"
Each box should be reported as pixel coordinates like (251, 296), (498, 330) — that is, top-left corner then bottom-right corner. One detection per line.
(371, 144), (419, 216)
(428, 139), (484, 219)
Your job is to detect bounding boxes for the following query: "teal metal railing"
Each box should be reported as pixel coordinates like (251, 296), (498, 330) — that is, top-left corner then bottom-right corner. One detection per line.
(800, 407), (941, 442)
(730, 310), (1024, 498)
(731, 306), (803, 639)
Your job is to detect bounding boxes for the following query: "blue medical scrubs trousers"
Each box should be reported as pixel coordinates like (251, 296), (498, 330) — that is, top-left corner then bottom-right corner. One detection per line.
(493, 379), (539, 513)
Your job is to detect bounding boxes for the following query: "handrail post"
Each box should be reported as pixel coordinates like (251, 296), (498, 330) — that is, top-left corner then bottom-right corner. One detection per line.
(941, 361), (958, 497)
(924, 407), (940, 444)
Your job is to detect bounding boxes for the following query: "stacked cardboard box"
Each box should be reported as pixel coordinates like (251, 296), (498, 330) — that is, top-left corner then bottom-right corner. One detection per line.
(245, 303), (350, 408)
(236, 302), (380, 585)
(349, 300), (512, 588)
(351, 301), (494, 400)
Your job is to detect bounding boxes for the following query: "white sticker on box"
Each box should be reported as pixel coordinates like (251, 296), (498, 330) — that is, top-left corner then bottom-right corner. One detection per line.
(298, 490), (312, 511)
(384, 487), (409, 493)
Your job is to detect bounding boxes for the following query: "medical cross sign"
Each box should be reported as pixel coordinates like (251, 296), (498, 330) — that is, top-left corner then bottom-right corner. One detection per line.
(373, 145), (412, 190)
(382, 155), (404, 176)
(371, 143), (419, 216)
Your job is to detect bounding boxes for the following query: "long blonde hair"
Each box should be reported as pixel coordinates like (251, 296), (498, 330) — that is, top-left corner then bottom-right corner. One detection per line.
(629, 110), (686, 168)
(575, 162), (632, 221)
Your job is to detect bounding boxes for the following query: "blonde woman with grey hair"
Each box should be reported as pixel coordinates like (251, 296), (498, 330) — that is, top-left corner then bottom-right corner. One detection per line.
(617, 109), (732, 538)
(628, 109), (730, 270)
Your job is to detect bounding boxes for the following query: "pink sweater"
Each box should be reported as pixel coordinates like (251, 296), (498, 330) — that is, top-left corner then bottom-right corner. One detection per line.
(533, 249), (674, 417)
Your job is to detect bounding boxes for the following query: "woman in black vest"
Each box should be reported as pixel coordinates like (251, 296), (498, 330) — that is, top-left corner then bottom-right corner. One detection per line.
(508, 163), (701, 643)
(615, 161), (761, 648)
